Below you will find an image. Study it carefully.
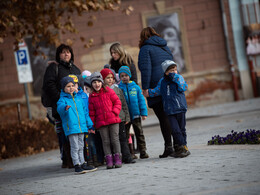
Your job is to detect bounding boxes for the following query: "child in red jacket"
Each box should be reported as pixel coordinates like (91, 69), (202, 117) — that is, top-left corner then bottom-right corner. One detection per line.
(88, 72), (122, 169)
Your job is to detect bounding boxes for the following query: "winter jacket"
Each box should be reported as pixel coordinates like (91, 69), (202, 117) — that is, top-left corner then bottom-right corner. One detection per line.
(88, 86), (121, 129)
(148, 73), (188, 115)
(42, 61), (81, 119)
(57, 91), (93, 137)
(110, 59), (138, 84)
(138, 35), (173, 107)
(118, 81), (148, 120)
(110, 84), (130, 122)
(77, 87), (90, 117)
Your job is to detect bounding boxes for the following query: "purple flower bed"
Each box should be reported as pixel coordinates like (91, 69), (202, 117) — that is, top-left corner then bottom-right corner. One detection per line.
(208, 129), (260, 145)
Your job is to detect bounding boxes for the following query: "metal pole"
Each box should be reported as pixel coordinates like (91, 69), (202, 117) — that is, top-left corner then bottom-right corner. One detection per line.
(24, 83), (32, 120)
(220, 0), (239, 101)
(17, 103), (21, 124)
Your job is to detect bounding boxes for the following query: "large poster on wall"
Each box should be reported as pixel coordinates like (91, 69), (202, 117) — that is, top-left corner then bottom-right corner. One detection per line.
(142, 7), (190, 73)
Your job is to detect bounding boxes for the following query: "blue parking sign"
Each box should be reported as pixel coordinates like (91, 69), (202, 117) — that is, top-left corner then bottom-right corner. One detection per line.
(16, 50), (28, 65)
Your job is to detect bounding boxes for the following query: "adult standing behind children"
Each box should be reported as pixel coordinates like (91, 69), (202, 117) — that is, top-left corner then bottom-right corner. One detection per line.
(42, 44), (81, 168)
(109, 42), (138, 84)
(146, 60), (190, 158)
(57, 76), (97, 174)
(138, 27), (176, 158)
(118, 66), (149, 159)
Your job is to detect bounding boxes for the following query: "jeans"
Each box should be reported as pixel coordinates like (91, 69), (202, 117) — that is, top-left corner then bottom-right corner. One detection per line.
(168, 112), (187, 146)
(84, 132), (97, 161)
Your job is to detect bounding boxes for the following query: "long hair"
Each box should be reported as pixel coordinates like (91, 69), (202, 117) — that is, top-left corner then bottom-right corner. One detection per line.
(55, 44), (74, 63)
(109, 42), (134, 66)
(139, 27), (161, 48)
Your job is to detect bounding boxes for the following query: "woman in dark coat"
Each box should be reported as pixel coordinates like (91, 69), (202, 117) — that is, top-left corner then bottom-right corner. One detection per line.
(138, 27), (176, 158)
(42, 44), (81, 168)
(109, 42), (138, 84)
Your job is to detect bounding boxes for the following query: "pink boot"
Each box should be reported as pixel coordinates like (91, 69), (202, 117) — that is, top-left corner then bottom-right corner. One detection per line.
(113, 153), (122, 168)
(106, 154), (113, 169)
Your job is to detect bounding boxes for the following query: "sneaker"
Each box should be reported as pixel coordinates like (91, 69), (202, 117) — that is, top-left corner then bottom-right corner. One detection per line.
(140, 152), (149, 159)
(173, 145), (190, 158)
(74, 164), (86, 174)
(81, 162), (98, 173)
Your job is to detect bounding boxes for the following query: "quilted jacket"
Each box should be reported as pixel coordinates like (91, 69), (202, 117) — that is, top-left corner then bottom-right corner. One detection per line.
(88, 86), (121, 129)
(138, 35), (173, 107)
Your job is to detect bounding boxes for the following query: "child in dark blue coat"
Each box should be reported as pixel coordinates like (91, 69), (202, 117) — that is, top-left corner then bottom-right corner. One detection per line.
(145, 60), (190, 158)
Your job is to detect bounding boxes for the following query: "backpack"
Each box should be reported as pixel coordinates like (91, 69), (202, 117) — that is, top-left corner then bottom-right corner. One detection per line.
(41, 63), (59, 107)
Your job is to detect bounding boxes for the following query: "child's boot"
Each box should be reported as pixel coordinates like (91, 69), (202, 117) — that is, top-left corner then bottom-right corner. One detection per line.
(113, 153), (122, 168)
(105, 154), (113, 169)
(140, 151), (149, 159)
(129, 143), (138, 159)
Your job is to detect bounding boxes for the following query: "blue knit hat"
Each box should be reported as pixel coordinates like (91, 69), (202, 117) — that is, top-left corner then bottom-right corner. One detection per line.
(60, 76), (75, 91)
(118, 66), (131, 78)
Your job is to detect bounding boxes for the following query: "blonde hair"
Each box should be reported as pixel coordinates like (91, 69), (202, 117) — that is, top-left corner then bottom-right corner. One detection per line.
(109, 43), (134, 66)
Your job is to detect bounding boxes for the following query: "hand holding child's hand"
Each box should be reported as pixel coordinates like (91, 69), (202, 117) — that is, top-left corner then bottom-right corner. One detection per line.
(141, 116), (147, 120)
(125, 121), (130, 125)
(65, 105), (71, 111)
(142, 89), (149, 97)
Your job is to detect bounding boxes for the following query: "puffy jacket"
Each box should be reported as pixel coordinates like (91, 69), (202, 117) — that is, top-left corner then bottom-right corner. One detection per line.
(88, 86), (121, 129)
(118, 81), (148, 120)
(57, 91), (93, 137)
(148, 73), (187, 115)
(42, 61), (81, 119)
(138, 35), (173, 107)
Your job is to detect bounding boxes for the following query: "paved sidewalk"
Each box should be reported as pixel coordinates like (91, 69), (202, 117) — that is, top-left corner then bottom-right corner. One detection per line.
(0, 98), (260, 195)
(143, 97), (260, 127)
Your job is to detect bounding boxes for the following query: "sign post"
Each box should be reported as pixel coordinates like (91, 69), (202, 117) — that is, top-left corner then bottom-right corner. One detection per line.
(14, 41), (33, 120)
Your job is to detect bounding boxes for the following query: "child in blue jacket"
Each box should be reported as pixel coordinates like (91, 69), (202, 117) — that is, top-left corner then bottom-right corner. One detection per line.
(57, 76), (97, 174)
(118, 66), (149, 159)
(146, 60), (190, 158)
(68, 74), (99, 167)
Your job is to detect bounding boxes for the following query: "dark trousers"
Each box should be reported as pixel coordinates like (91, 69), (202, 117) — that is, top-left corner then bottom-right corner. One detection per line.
(119, 122), (132, 161)
(151, 101), (174, 148)
(84, 133), (97, 161)
(94, 130), (104, 163)
(125, 117), (147, 152)
(168, 112), (187, 146)
(57, 131), (73, 167)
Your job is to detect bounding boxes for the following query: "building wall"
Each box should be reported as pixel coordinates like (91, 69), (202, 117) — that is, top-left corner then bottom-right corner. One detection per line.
(0, 0), (240, 121)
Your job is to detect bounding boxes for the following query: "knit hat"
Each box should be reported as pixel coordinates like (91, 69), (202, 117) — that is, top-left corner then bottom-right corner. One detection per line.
(90, 72), (104, 84)
(82, 70), (91, 77)
(60, 76), (75, 91)
(118, 66), (131, 78)
(84, 76), (92, 87)
(100, 68), (114, 80)
(103, 64), (110, 69)
(161, 60), (177, 73)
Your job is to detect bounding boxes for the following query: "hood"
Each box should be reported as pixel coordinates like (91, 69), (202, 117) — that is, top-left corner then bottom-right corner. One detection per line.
(144, 36), (167, 47)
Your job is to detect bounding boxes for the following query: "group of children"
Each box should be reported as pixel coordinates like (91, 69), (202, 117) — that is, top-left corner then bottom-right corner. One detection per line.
(57, 60), (190, 174)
